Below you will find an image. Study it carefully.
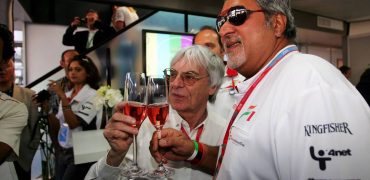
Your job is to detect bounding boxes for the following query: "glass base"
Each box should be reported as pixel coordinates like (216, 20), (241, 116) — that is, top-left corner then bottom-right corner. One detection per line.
(147, 166), (175, 178)
(121, 166), (148, 178)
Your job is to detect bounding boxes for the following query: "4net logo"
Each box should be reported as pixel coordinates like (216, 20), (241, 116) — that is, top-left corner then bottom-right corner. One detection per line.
(309, 146), (352, 170)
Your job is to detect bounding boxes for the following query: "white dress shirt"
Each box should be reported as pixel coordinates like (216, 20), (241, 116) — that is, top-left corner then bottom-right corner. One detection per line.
(85, 105), (228, 180)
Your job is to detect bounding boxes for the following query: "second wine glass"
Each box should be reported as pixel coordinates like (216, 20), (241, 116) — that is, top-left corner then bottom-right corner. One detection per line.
(121, 72), (147, 178)
(147, 75), (174, 178)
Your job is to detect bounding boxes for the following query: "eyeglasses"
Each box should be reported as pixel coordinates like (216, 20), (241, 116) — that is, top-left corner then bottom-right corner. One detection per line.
(216, 6), (265, 32)
(163, 68), (208, 86)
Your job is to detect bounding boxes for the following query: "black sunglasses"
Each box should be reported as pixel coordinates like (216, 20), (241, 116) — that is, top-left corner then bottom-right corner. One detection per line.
(216, 6), (264, 32)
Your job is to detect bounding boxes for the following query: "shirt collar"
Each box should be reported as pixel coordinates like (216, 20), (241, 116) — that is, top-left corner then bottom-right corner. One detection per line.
(3, 83), (14, 97)
(170, 107), (207, 132)
(66, 84), (93, 103)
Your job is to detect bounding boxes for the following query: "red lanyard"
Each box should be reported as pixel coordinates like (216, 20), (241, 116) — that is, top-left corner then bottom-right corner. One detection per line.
(214, 46), (298, 178)
(181, 124), (204, 141)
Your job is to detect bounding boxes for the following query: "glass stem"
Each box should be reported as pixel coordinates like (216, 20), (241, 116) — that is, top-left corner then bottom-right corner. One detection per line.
(158, 160), (165, 171)
(132, 134), (139, 171)
(157, 128), (165, 171)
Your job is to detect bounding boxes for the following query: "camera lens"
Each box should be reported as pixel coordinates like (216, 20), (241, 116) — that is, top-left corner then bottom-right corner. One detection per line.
(80, 18), (87, 24)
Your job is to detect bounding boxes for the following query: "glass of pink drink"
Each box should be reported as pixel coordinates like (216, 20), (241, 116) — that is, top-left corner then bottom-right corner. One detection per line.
(147, 75), (174, 178)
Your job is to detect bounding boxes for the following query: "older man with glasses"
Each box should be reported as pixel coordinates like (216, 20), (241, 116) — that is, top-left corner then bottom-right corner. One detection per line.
(149, 0), (370, 179)
(85, 45), (227, 180)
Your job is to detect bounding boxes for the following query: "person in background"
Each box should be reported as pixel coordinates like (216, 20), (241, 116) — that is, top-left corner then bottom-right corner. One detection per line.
(85, 45), (227, 180)
(111, 5), (139, 31)
(49, 49), (79, 115)
(48, 55), (102, 180)
(44, 49), (79, 180)
(339, 65), (351, 80)
(150, 0), (370, 179)
(0, 23), (28, 180)
(356, 67), (370, 106)
(193, 25), (244, 119)
(63, 9), (114, 54)
(0, 50), (40, 180)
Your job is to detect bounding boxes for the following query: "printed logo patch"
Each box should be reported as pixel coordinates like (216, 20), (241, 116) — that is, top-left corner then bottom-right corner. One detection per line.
(304, 122), (353, 137)
(238, 105), (256, 122)
(310, 146), (352, 171)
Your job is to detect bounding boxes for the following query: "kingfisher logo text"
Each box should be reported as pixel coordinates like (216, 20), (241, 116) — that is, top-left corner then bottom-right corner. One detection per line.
(238, 105), (256, 122)
(309, 146), (352, 170)
(304, 122), (353, 136)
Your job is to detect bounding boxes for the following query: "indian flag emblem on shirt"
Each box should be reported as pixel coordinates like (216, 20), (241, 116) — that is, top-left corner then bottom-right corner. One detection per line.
(238, 105), (256, 122)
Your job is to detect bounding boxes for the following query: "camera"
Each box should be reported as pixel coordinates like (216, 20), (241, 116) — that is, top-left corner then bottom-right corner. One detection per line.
(79, 17), (87, 24)
(36, 90), (51, 103)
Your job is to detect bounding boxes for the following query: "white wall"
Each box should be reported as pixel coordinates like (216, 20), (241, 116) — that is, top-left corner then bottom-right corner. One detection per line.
(348, 36), (370, 85)
(348, 20), (370, 85)
(349, 21), (370, 38)
(25, 24), (70, 85)
(299, 45), (342, 67)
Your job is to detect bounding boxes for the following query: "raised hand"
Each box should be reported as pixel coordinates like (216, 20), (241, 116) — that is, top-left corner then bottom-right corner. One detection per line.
(103, 102), (139, 166)
(71, 17), (81, 27)
(48, 80), (65, 99)
(149, 128), (194, 163)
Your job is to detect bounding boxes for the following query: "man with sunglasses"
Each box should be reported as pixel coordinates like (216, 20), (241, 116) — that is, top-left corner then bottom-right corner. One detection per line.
(150, 0), (370, 179)
(85, 45), (227, 180)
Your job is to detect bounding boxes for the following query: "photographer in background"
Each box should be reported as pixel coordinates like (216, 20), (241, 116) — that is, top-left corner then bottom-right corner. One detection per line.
(62, 9), (115, 54)
(0, 24), (38, 180)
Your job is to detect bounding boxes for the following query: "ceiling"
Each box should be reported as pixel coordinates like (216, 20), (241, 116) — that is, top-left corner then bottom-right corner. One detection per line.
(13, 0), (370, 48)
(291, 0), (370, 22)
(14, 0), (370, 24)
(14, 0), (370, 25)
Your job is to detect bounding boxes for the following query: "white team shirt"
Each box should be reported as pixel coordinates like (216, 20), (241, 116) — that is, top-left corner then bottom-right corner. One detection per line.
(56, 84), (101, 148)
(217, 45), (370, 179)
(85, 105), (227, 180)
(114, 7), (139, 26)
(208, 68), (244, 120)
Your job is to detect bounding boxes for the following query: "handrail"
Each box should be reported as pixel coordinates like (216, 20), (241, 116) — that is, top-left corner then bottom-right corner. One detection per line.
(26, 10), (158, 89)
(26, 66), (62, 88)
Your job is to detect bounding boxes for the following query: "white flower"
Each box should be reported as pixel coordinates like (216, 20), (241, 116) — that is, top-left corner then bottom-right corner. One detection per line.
(105, 89), (123, 107)
(93, 85), (123, 109)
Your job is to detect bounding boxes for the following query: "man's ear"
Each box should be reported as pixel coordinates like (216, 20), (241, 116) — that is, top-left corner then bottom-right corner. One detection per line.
(208, 85), (218, 96)
(59, 59), (64, 67)
(273, 13), (287, 38)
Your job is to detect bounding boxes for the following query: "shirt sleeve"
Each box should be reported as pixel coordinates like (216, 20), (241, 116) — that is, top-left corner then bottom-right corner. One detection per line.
(84, 153), (130, 180)
(0, 102), (28, 157)
(74, 98), (98, 125)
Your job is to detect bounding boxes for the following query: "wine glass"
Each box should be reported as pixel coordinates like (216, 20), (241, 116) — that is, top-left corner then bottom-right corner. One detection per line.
(121, 72), (148, 177)
(146, 75), (174, 178)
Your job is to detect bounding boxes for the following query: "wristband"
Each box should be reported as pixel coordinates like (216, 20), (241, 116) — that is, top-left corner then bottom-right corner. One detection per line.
(188, 141), (203, 164)
(191, 142), (203, 164)
(187, 140), (199, 161)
